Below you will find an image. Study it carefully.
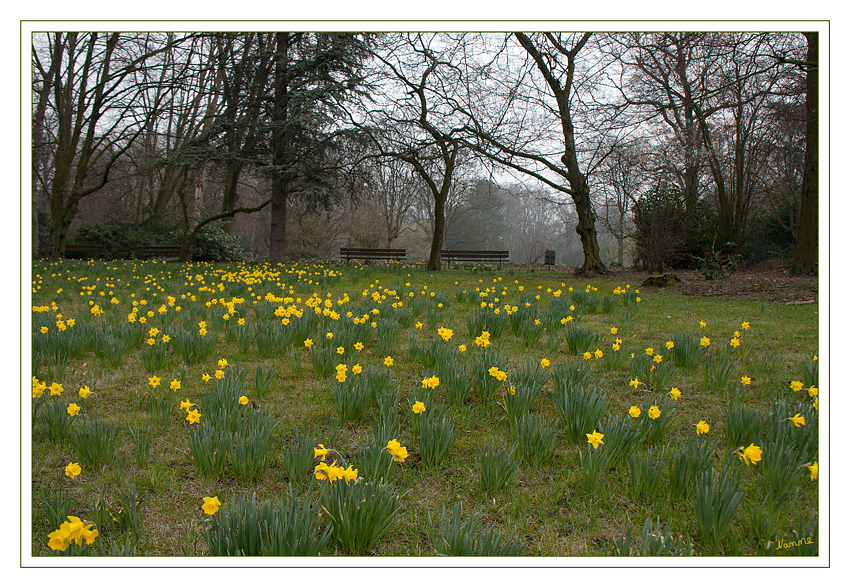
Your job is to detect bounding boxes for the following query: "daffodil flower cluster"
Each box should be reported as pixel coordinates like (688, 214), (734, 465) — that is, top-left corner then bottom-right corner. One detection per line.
(47, 516), (98, 551)
(421, 375), (439, 389)
(386, 439), (408, 462)
(314, 460), (358, 483)
(180, 398), (200, 424)
(488, 366), (507, 381)
(312, 444), (358, 483)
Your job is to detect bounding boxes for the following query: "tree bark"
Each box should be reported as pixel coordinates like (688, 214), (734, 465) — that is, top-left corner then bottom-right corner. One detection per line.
(269, 32), (291, 265)
(792, 32), (818, 275)
(514, 33), (605, 274)
(427, 192), (446, 271)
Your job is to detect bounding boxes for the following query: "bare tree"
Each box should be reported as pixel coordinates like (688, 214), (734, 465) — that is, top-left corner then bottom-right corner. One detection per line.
(460, 33), (608, 273)
(612, 33), (800, 254)
(595, 141), (648, 266)
(788, 32), (818, 275)
(362, 157), (420, 248)
(34, 33), (193, 260)
(358, 34), (475, 270)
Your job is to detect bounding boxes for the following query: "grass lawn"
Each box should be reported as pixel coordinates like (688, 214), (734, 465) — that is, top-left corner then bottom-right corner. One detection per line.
(28, 259), (820, 558)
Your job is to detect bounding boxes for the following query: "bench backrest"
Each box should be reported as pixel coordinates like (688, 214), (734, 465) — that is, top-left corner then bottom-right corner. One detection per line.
(341, 248), (406, 260)
(441, 250), (509, 260)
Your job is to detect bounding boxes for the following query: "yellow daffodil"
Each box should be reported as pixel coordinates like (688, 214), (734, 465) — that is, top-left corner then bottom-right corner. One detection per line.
(170, 379), (181, 391)
(610, 327), (618, 334)
(700, 337), (710, 347)
(186, 409), (201, 424)
(629, 378), (639, 389)
(67, 403), (80, 416)
(696, 421), (710, 435)
(238, 396), (249, 405)
(628, 406), (641, 418)
(586, 430), (604, 449)
(202, 496), (221, 515)
(790, 381), (803, 392)
(384, 356), (394, 367)
(65, 462), (81, 479)
(648, 405), (661, 420)
(669, 387), (681, 400)
(342, 466), (358, 483)
(738, 443), (763, 466)
(314, 444), (329, 461)
(412, 401), (426, 414)
(78, 385), (90, 399)
(808, 386), (818, 397)
(148, 376), (160, 388)
(807, 462), (818, 481)
(666, 341), (674, 349)
(741, 375), (752, 385)
(785, 413), (805, 427)
(390, 445), (408, 463)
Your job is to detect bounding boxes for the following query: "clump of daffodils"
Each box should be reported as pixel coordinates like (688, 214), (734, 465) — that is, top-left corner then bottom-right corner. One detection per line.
(47, 516), (98, 551)
(386, 439), (409, 462)
(488, 366), (507, 381)
(314, 460), (358, 483)
(421, 375), (440, 389)
(312, 444), (357, 483)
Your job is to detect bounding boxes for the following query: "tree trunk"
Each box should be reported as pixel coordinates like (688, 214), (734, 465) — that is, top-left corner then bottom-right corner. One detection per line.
(269, 32), (290, 265)
(221, 163), (242, 235)
(572, 187), (605, 273)
(617, 234), (624, 267)
(792, 32), (818, 275)
(269, 182), (288, 264)
(427, 193), (446, 271)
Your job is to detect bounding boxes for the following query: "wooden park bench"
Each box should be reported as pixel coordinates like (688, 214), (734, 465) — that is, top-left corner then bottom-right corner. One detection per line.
(64, 244), (109, 259)
(136, 245), (183, 260)
(340, 247), (406, 263)
(441, 249), (510, 269)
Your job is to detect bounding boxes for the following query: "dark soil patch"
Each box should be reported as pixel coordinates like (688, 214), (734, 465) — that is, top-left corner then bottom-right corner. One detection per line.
(610, 261), (817, 304)
(504, 260), (818, 304)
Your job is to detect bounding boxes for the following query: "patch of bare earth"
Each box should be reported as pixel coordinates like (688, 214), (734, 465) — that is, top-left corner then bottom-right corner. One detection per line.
(666, 261), (817, 304)
(509, 260), (817, 304)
